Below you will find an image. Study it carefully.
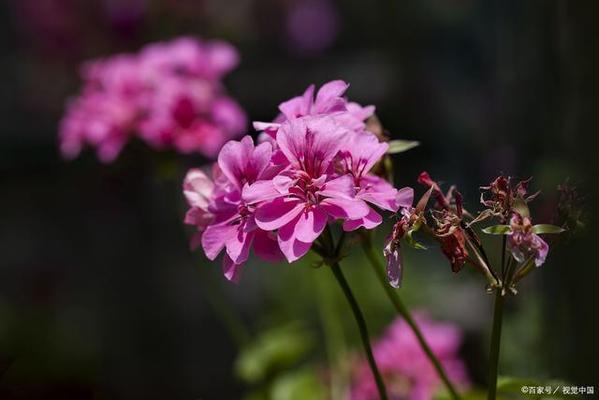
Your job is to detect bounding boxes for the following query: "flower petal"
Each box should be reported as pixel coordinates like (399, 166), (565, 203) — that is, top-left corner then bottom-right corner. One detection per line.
(277, 219), (312, 262)
(386, 245), (402, 288)
(396, 186), (415, 209)
(342, 208), (383, 231)
(222, 255), (244, 284)
(253, 230), (283, 262)
(294, 207), (328, 243)
(202, 223), (237, 260)
(319, 174), (356, 199)
(279, 84), (315, 120)
(225, 226), (253, 264)
(183, 168), (214, 209)
(255, 198), (304, 230)
(320, 197), (370, 220)
(242, 180), (280, 204)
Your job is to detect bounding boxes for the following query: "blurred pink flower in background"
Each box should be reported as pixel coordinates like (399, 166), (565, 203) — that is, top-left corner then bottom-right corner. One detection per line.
(350, 314), (470, 400)
(285, 0), (340, 55)
(59, 36), (246, 162)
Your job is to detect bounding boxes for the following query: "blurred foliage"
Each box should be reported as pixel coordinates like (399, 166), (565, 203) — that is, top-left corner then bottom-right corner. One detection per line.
(235, 322), (314, 385)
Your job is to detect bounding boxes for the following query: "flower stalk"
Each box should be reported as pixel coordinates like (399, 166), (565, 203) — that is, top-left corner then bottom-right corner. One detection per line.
(361, 231), (461, 400)
(487, 291), (504, 400)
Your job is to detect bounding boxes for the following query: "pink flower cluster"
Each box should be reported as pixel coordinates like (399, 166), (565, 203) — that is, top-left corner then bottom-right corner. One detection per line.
(183, 80), (412, 282)
(59, 36), (247, 162)
(350, 315), (470, 400)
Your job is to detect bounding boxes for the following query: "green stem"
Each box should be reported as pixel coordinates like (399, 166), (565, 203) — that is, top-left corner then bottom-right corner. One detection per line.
(361, 234), (460, 400)
(330, 263), (388, 400)
(315, 270), (348, 400)
(487, 291), (505, 400)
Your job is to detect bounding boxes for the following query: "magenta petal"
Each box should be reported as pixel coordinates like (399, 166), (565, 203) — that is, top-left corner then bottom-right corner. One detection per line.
(202, 223), (237, 260)
(533, 234), (549, 266)
(183, 168), (214, 208)
(242, 180), (280, 204)
(358, 176), (400, 211)
(396, 186), (415, 209)
(218, 136), (253, 189)
(319, 174), (355, 199)
(386, 245), (402, 288)
(279, 84), (315, 120)
(342, 208), (383, 231)
(255, 198), (304, 230)
(276, 116), (348, 174)
(218, 136), (272, 190)
(278, 219), (312, 262)
(314, 80), (349, 113)
(225, 227), (253, 264)
(222, 255), (244, 284)
(253, 230), (283, 262)
(294, 207), (328, 243)
(320, 197), (370, 220)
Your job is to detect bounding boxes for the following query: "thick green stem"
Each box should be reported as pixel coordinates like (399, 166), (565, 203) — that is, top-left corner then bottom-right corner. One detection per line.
(330, 263), (388, 400)
(361, 235), (460, 400)
(487, 292), (505, 400)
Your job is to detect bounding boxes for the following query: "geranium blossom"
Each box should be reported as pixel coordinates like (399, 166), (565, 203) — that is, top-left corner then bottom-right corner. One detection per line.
(253, 79), (375, 139)
(350, 315), (470, 400)
(184, 136), (282, 282)
(185, 80), (413, 280)
(337, 131), (412, 231)
(251, 116), (371, 262)
(59, 36), (246, 162)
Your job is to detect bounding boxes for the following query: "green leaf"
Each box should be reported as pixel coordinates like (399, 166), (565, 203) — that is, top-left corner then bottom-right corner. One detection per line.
(532, 224), (565, 234)
(235, 323), (313, 384)
(387, 140), (420, 154)
(270, 368), (327, 400)
(482, 225), (512, 235)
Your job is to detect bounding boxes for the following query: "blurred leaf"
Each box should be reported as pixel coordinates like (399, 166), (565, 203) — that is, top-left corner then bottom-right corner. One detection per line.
(270, 368), (327, 400)
(482, 225), (512, 235)
(387, 140), (420, 154)
(235, 323), (313, 384)
(532, 224), (565, 234)
(434, 388), (487, 400)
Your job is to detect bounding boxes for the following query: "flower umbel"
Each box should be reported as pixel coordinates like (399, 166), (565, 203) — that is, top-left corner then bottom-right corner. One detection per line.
(185, 80), (412, 281)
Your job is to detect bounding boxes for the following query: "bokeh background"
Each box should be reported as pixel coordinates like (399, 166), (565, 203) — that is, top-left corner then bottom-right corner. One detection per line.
(1, 0), (597, 399)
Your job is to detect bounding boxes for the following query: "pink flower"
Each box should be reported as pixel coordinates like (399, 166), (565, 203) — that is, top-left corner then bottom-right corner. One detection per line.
(507, 213), (549, 267)
(59, 36), (246, 162)
(138, 76), (245, 157)
(184, 136), (282, 282)
(185, 80), (413, 281)
(139, 36), (240, 80)
(59, 55), (144, 163)
(337, 131), (412, 231)
(250, 116), (370, 262)
(253, 80), (374, 139)
(350, 315), (470, 400)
